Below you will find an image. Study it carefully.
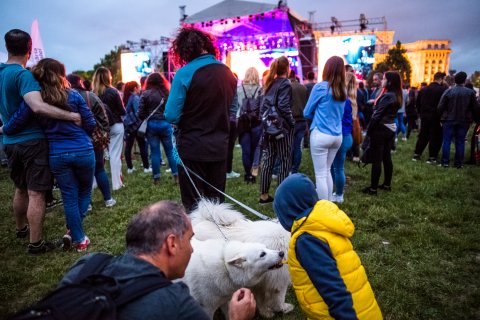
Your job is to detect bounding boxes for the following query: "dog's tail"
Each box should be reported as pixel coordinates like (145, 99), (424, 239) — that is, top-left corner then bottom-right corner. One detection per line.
(191, 198), (246, 226)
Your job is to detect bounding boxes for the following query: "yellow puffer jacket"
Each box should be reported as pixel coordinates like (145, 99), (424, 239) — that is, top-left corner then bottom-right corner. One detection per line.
(288, 200), (382, 319)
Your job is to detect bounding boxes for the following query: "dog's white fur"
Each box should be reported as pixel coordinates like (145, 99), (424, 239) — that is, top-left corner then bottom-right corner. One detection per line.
(190, 199), (294, 318)
(181, 238), (284, 319)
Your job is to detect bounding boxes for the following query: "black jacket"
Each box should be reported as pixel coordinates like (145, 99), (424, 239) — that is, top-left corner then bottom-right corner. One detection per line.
(438, 85), (480, 124)
(416, 82), (447, 119)
(138, 89), (167, 121)
(261, 78), (295, 128)
(98, 87), (125, 125)
(367, 92), (399, 134)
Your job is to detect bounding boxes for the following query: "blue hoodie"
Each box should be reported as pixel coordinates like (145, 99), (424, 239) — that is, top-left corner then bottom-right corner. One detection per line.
(273, 173), (319, 232)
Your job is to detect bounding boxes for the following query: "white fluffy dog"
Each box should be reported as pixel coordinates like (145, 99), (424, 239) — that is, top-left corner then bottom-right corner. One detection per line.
(181, 238), (284, 319)
(190, 199), (293, 318)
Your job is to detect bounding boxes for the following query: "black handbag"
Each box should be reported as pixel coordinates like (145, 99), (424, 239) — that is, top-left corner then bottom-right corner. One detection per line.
(360, 135), (373, 165)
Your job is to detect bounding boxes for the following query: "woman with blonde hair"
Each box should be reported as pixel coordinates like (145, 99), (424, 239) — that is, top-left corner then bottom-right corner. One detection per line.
(330, 72), (356, 203)
(92, 67), (125, 190)
(259, 56), (295, 204)
(304, 56), (346, 200)
(237, 67), (262, 183)
(3, 58), (96, 252)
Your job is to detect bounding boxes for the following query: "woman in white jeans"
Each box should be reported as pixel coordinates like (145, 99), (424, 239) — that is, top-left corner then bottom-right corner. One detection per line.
(93, 67), (125, 190)
(303, 56), (346, 200)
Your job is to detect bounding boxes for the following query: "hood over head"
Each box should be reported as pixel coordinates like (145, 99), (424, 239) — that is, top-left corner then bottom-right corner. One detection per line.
(273, 173), (319, 232)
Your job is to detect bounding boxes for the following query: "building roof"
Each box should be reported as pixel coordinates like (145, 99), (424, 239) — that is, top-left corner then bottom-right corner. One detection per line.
(184, 0), (278, 24)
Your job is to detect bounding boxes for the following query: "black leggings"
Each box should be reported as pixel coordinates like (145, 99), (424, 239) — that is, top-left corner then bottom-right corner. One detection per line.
(369, 125), (395, 189)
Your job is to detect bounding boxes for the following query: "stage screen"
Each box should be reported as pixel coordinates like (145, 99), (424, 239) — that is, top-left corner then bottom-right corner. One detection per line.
(230, 48), (301, 81)
(318, 35), (376, 79)
(121, 51), (153, 83)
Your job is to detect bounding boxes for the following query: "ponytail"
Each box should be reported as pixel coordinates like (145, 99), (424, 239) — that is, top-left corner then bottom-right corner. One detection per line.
(264, 60), (278, 94)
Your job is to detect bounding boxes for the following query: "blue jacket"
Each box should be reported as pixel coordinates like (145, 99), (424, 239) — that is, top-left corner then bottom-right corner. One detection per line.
(3, 89), (96, 155)
(303, 81), (345, 136)
(342, 99), (353, 136)
(124, 94), (141, 127)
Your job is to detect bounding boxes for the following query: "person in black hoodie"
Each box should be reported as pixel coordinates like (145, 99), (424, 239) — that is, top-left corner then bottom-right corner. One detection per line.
(362, 71), (402, 195)
(258, 56), (295, 204)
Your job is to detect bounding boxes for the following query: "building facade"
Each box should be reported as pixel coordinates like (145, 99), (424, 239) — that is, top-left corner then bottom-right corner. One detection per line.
(402, 40), (451, 87)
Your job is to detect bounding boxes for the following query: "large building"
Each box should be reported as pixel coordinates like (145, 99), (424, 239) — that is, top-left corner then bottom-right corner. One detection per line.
(402, 40), (451, 87)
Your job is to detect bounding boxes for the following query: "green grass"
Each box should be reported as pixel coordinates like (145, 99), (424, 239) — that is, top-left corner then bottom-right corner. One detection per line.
(1, 131), (479, 319)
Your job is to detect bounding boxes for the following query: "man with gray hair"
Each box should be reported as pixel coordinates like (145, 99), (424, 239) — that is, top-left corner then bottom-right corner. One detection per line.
(58, 200), (256, 320)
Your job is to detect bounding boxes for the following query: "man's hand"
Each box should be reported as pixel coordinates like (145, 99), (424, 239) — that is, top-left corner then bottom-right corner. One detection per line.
(71, 112), (82, 127)
(228, 288), (256, 320)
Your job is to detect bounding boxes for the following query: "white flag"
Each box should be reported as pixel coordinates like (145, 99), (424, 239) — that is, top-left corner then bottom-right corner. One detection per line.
(29, 19), (45, 66)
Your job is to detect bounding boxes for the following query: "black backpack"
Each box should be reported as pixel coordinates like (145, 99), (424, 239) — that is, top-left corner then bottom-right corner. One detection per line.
(9, 253), (171, 320)
(237, 85), (261, 134)
(262, 86), (287, 141)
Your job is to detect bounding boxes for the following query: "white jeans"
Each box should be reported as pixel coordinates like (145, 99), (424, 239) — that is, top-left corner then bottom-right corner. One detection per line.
(109, 123), (124, 190)
(310, 128), (342, 200)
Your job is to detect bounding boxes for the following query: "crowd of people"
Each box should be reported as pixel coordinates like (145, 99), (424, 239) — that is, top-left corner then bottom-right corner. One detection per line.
(1, 25), (480, 319)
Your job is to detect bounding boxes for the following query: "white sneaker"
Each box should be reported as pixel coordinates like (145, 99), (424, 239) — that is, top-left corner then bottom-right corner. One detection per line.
(87, 204), (92, 212)
(335, 194), (344, 204)
(166, 168), (172, 173)
(127, 167), (136, 174)
(331, 194), (337, 202)
(271, 174), (278, 180)
(226, 171), (240, 179)
(143, 167), (152, 173)
(105, 198), (116, 207)
(402, 137), (407, 141)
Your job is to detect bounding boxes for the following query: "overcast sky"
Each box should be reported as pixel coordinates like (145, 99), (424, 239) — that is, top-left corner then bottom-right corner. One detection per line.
(1, 0), (479, 75)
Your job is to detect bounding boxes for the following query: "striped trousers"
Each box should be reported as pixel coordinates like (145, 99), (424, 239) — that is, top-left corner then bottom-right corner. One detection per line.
(260, 128), (294, 195)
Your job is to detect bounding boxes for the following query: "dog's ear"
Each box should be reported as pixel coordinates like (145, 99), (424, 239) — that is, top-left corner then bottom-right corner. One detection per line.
(227, 256), (247, 268)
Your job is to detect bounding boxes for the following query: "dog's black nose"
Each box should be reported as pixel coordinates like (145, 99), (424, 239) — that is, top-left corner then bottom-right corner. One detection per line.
(279, 251), (285, 258)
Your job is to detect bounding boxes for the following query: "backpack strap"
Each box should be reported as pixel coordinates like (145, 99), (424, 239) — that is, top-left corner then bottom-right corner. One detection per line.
(84, 91), (92, 108)
(251, 86), (259, 99)
(114, 273), (172, 307)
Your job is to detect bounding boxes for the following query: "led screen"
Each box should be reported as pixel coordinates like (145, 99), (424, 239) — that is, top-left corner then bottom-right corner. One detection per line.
(230, 48), (301, 81)
(318, 35), (376, 79)
(121, 51), (153, 83)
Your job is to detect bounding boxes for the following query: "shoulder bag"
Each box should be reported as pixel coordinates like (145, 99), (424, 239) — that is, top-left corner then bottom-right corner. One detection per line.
(137, 98), (164, 138)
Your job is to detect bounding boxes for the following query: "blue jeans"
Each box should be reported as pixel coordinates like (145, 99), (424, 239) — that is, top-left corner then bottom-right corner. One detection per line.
(291, 121), (307, 173)
(441, 122), (469, 167)
(94, 148), (112, 201)
(49, 150), (95, 243)
(395, 113), (406, 136)
(239, 124), (262, 176)
(330, 134), (353, 196)
(146, 119), (178, 179)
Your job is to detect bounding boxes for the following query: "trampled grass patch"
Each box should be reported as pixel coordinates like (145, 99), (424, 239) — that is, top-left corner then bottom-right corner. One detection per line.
(0, 132), (479, 319)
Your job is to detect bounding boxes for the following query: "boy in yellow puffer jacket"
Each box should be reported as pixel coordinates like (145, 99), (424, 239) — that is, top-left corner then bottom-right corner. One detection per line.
(273, 173), (382, 320)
